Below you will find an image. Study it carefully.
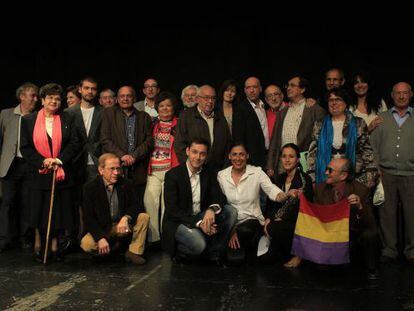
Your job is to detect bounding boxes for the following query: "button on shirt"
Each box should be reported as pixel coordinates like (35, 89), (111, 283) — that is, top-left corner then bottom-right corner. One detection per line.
(217, 165), (282, 225)
(124, 112), (137, 154)
(391, 106), (412, 127)
(249, 99), (270, 149)
(186, 161), (202, 215)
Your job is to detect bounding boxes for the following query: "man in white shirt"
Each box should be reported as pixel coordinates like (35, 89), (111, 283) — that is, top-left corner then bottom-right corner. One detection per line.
(267, 75), (325, 176)
(162, 137), (237, 264)
(134, 78), (160, 120)
(67, 77), (103, 182)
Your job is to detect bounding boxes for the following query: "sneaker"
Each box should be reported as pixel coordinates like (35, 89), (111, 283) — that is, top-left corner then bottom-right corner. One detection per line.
(124, 250), (146, 265)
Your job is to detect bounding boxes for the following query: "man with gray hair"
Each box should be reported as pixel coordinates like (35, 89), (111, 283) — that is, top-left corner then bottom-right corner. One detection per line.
(0, 82), (38, 252)
(181, 85), (198, 109)
(174, 85), (231, 171)
(371, 81), (414, 265)
(99, 89), (116, 108)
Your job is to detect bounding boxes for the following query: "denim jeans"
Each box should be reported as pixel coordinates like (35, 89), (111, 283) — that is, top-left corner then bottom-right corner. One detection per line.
(175, 204), (237, 260)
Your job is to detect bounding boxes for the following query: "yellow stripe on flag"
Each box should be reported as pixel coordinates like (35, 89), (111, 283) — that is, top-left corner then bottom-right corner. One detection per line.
(295, 212), (349, 243)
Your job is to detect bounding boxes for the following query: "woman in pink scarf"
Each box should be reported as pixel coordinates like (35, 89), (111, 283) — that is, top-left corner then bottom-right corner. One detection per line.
(20, 83), (79, 263)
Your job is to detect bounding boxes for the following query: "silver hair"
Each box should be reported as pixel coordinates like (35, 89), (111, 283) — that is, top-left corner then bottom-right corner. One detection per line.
(196, 85), (215, 96)
(100, 88), (115, 98)
(181, 85), (199, 100)
(117, 86), (136, 99)
(16, 82), (39, 100)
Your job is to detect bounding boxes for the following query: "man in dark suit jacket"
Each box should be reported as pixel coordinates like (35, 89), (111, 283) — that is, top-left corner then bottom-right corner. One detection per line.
(80, 153), (149, 265)
(0, 82), (38, 251)
(313, 157), (379, 279)
(174, 85), (231, 172)
(101, 86), (153, 201)
(162, 137), (237, 263)
(233, 77), (269, 169)
(66, 77), (103, 182)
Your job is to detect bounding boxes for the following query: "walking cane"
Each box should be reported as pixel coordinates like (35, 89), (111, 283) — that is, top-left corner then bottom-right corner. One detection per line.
(43, 169), (57, 264)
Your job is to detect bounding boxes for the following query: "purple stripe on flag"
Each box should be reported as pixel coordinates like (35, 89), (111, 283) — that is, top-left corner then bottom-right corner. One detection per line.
(291, 235), (350, 265)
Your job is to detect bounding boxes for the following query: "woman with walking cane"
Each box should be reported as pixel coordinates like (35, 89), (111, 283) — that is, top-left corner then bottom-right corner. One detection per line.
(20, 83), (79, 263)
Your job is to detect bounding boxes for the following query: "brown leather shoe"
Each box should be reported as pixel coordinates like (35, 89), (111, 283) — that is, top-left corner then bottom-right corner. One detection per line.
(125, 250), (146, 265)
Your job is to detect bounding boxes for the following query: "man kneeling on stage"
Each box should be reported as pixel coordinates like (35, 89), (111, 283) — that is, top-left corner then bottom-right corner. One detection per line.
(80, 153), (149, 265)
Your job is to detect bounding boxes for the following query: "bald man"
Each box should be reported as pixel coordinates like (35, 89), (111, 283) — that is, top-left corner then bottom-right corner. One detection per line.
(101, 86), (153, 204)
(134, 78), (160, 120)
(371, 82), (414, 265)
(313, 157), (379, 279)
(233, 77), (269, 169)
(174, 85), (231, 171)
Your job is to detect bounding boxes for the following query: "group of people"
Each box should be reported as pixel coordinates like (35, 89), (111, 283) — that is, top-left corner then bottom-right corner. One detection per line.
(0, 68), (413, 280)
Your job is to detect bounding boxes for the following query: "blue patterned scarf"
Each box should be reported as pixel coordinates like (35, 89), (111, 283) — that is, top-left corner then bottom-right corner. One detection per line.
(315, 112), (357, 183)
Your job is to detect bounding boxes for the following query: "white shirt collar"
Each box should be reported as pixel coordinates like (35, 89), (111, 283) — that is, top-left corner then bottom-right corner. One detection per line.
(186, 161), (202, 178)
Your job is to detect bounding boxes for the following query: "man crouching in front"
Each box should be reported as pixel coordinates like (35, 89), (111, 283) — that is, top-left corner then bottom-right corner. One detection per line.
(80, 153), (149, 265)
(162, 137), (237, 265)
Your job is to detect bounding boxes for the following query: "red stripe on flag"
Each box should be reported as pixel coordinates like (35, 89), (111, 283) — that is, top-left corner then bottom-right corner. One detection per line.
(298, 194), (349, 223)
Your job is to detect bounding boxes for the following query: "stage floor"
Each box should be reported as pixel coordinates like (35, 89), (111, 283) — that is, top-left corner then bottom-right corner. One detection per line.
(1, 248), (414, 310)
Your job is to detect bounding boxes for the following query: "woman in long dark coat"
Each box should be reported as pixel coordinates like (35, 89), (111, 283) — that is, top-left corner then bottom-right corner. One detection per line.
(20, 83), (79, 262)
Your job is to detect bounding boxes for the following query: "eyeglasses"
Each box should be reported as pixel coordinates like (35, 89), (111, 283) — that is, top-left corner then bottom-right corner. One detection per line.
(285, 83), (300, 89)
(325, 166), (343, 174)
(328, 97), (345, 104)
(106, 167), (122, 172)
(198, 95), (216, 102)
(265, 92), (283, 99)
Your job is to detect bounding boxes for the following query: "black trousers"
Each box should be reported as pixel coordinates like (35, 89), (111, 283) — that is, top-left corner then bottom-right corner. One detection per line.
(350, 228), (379, 270)
(266, 220), (296, 260)
(0, 158), (30, 246)
(227, 219), (262, 262)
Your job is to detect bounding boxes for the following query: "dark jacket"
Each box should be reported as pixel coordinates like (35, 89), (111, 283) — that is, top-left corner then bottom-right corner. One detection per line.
(313, 180), (377, 232)
(161, 163), (227, 255)
(100, 105), (153, 184)
(265, 169), (313, 223)
(174, 106), (231, 172)
(20, 111), (79, 190)
(266, 103), (326, 172)
(82, 176), (144, 242)
(232, 99), (267, 169)
(65, 104), (103, 181)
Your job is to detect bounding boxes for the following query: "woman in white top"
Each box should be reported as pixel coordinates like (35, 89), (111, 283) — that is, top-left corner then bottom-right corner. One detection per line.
(349, 71), (388, 133)
(217, 143), (293, 263)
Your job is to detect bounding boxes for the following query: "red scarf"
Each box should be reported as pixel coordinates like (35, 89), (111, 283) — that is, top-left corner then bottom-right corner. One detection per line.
(33, 109), (65, 181)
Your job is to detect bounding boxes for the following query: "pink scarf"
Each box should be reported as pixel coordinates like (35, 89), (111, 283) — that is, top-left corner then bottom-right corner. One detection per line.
(33, 109), (65, 181)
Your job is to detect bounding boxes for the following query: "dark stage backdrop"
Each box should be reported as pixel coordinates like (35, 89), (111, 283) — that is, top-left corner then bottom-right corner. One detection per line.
(1, 20), (413, 109)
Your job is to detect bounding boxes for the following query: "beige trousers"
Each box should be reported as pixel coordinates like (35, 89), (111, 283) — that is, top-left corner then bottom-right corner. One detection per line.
(143, 171), (166, 243)
(81, 213), (149, 255)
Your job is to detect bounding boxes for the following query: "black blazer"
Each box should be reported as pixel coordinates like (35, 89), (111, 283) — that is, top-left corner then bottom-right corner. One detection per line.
(82, 176), (144, 242)
(20, 111), (80, 190)
(265, 169), (313, 223)
(161, 163), (226, 255)
(66, 104), (103, 171)
(232, 99), (267, 169)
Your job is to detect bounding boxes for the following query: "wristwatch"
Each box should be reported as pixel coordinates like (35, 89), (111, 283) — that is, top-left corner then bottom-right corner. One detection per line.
(208, 204), (221, 213)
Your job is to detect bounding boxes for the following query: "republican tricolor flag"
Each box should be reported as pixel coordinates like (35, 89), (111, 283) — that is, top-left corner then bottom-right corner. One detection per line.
(291, 194), (350, 265)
